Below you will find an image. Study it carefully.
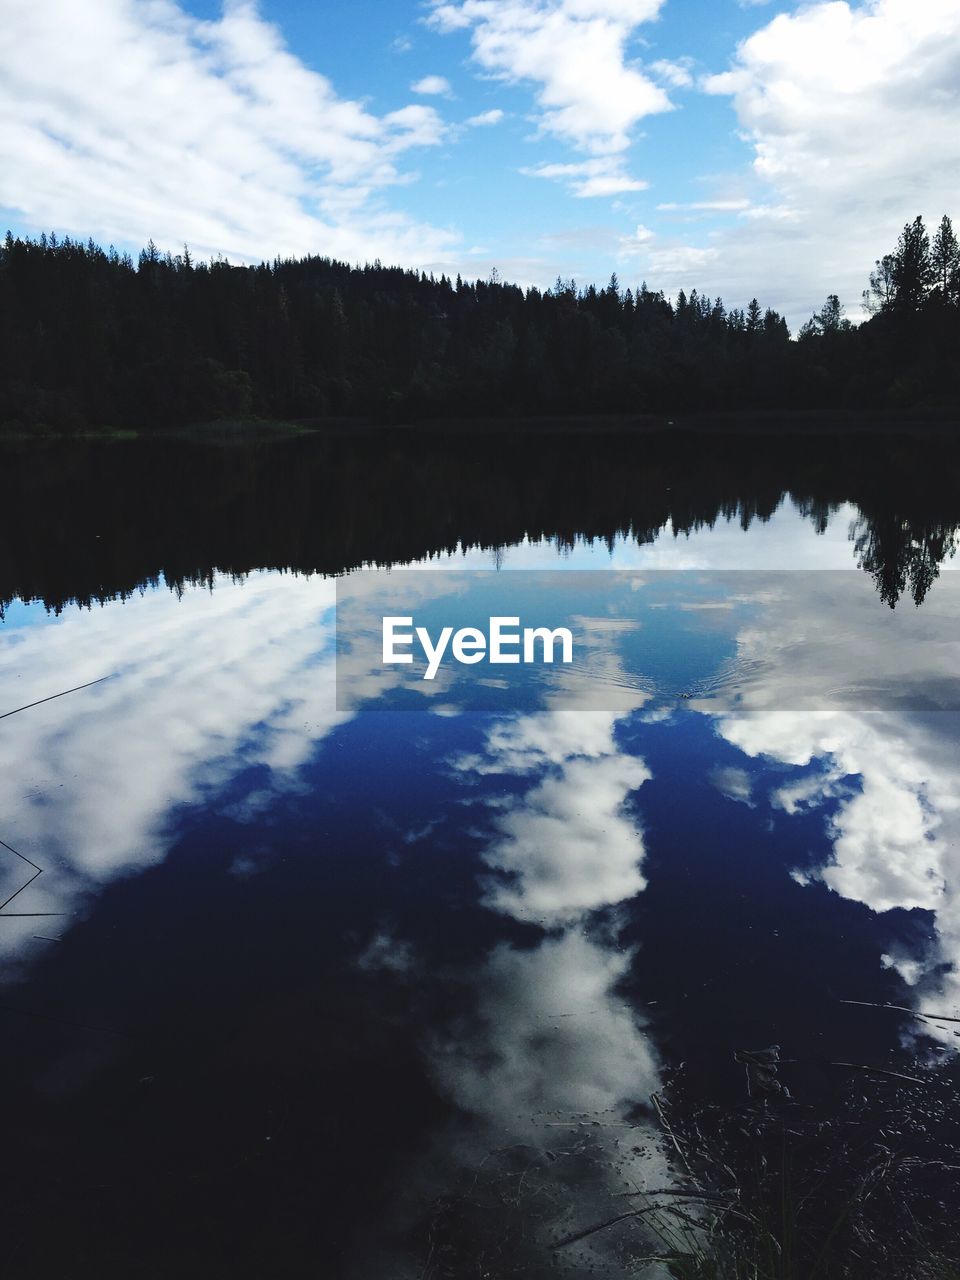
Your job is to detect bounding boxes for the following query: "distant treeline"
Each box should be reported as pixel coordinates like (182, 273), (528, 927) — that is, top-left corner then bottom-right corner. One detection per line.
(1, 214), (958, 432)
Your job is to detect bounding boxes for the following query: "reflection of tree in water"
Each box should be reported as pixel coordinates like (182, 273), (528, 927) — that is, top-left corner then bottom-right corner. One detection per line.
(1, 429), (958, 613)
(851, 512), (957, 607)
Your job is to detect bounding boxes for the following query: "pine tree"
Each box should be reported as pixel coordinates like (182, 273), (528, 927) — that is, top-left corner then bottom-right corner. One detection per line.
(931, 215), (960, 302)
(816, 294), (847, 332)
(891, 216), (933, 313)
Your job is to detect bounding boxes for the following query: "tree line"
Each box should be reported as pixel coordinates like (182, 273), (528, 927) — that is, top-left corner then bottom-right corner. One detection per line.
(1, 214), (958, 432)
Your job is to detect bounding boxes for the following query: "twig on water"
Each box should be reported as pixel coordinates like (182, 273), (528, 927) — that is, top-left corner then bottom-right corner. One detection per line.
(542, 1121), (635, 1128)
(617, 1188), (727, 1202)
(0, 836), (42, 873)
(551, 1207), (653, 1250)
(0, 865), (42, 916)
(0, 836), (44, 912)
(829, 1061), (924, 1085)
(840, 998), (960, 1024)
(0, 674), (115, 722)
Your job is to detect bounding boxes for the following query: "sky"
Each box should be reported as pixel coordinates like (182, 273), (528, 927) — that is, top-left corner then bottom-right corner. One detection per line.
(1, 0), (959, 327)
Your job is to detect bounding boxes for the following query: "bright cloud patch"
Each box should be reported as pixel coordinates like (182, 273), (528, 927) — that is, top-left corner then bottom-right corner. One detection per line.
(0, 0), (456, 265)
(523, 157), (649, 198)
(428, 0), (671, 195)
(453, 708), (650, 923)
(481, 753), (650, 921)
(411, 73), (453, 94)
(466, 107), (505, 125)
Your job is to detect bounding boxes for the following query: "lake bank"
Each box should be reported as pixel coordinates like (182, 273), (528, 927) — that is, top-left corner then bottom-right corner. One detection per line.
(296, 408), (960, 436)
(3, 408), (960, 444)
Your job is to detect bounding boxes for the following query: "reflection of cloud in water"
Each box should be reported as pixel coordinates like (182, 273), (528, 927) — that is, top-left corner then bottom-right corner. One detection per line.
(726, 710), (953, 914)
(431, 930), (658, 1133)
(482, 754), (649, 923)
(698, 572), (960, 1037)
(0, 572), (346, 961)
(402, 927), (668, 1273)
(1, 567), (494, 962)
(456, 708), (624, 775)
(398, 702), (668, 1269)
(453, 707), (651, 924)
(709, 764), (755, 807)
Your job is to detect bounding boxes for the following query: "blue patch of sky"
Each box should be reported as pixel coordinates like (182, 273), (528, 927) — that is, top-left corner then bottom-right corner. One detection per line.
(230, 0), (782, 288)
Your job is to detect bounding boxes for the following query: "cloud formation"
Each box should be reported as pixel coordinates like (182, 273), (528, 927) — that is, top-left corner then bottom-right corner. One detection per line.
(648, 0), (960, 323)
(453, 705), (650, 924)
(483, 750), (650, 920)
(411, 73), (453, 95)
(465, 107), (505, 125)
(0, 0), (456, 264)
(428, 0), (671, 194)
(523, 157), (649, 197)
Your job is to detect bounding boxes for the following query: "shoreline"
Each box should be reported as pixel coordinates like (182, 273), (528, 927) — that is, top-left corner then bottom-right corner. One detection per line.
(2, 409), (960, 445)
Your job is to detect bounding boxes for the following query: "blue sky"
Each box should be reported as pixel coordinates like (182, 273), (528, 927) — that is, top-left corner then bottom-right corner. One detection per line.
(2, 0), (959, 326)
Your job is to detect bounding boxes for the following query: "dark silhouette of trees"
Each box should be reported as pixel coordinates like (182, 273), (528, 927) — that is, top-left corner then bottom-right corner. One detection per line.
(2, 429), (957, 615)
(851, 214), (960, 408)
(1, 217), (958, 434)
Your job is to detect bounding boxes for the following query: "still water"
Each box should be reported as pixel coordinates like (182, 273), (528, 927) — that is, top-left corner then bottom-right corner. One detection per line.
(2, 432), (959, 1277)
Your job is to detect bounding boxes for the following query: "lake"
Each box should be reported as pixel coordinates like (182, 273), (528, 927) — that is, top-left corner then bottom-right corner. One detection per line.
(2, 429), (959, 1278)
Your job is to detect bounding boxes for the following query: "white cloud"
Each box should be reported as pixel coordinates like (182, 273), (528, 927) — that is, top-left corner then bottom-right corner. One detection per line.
(619, 222), (656, 253)
(0, 0), (457, 265)
(649, 0), (960, 324)
(657, 199), (751, 212)
(626, 236), (722, 276)
(465, 107), (505, 125)
(524, 157), (649, 197)
(649, 56), (695, 88)
(411, 73), (453, 95)
(428, 0), (671, 195)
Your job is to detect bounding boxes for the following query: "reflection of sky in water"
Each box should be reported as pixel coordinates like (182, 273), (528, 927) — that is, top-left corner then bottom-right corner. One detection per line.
(2, 498), (960, 1272)
(450, 498), (872, 571)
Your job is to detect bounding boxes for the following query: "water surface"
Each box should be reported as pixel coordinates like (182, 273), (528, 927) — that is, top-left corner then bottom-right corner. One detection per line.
(2, 431), (959, 1277)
